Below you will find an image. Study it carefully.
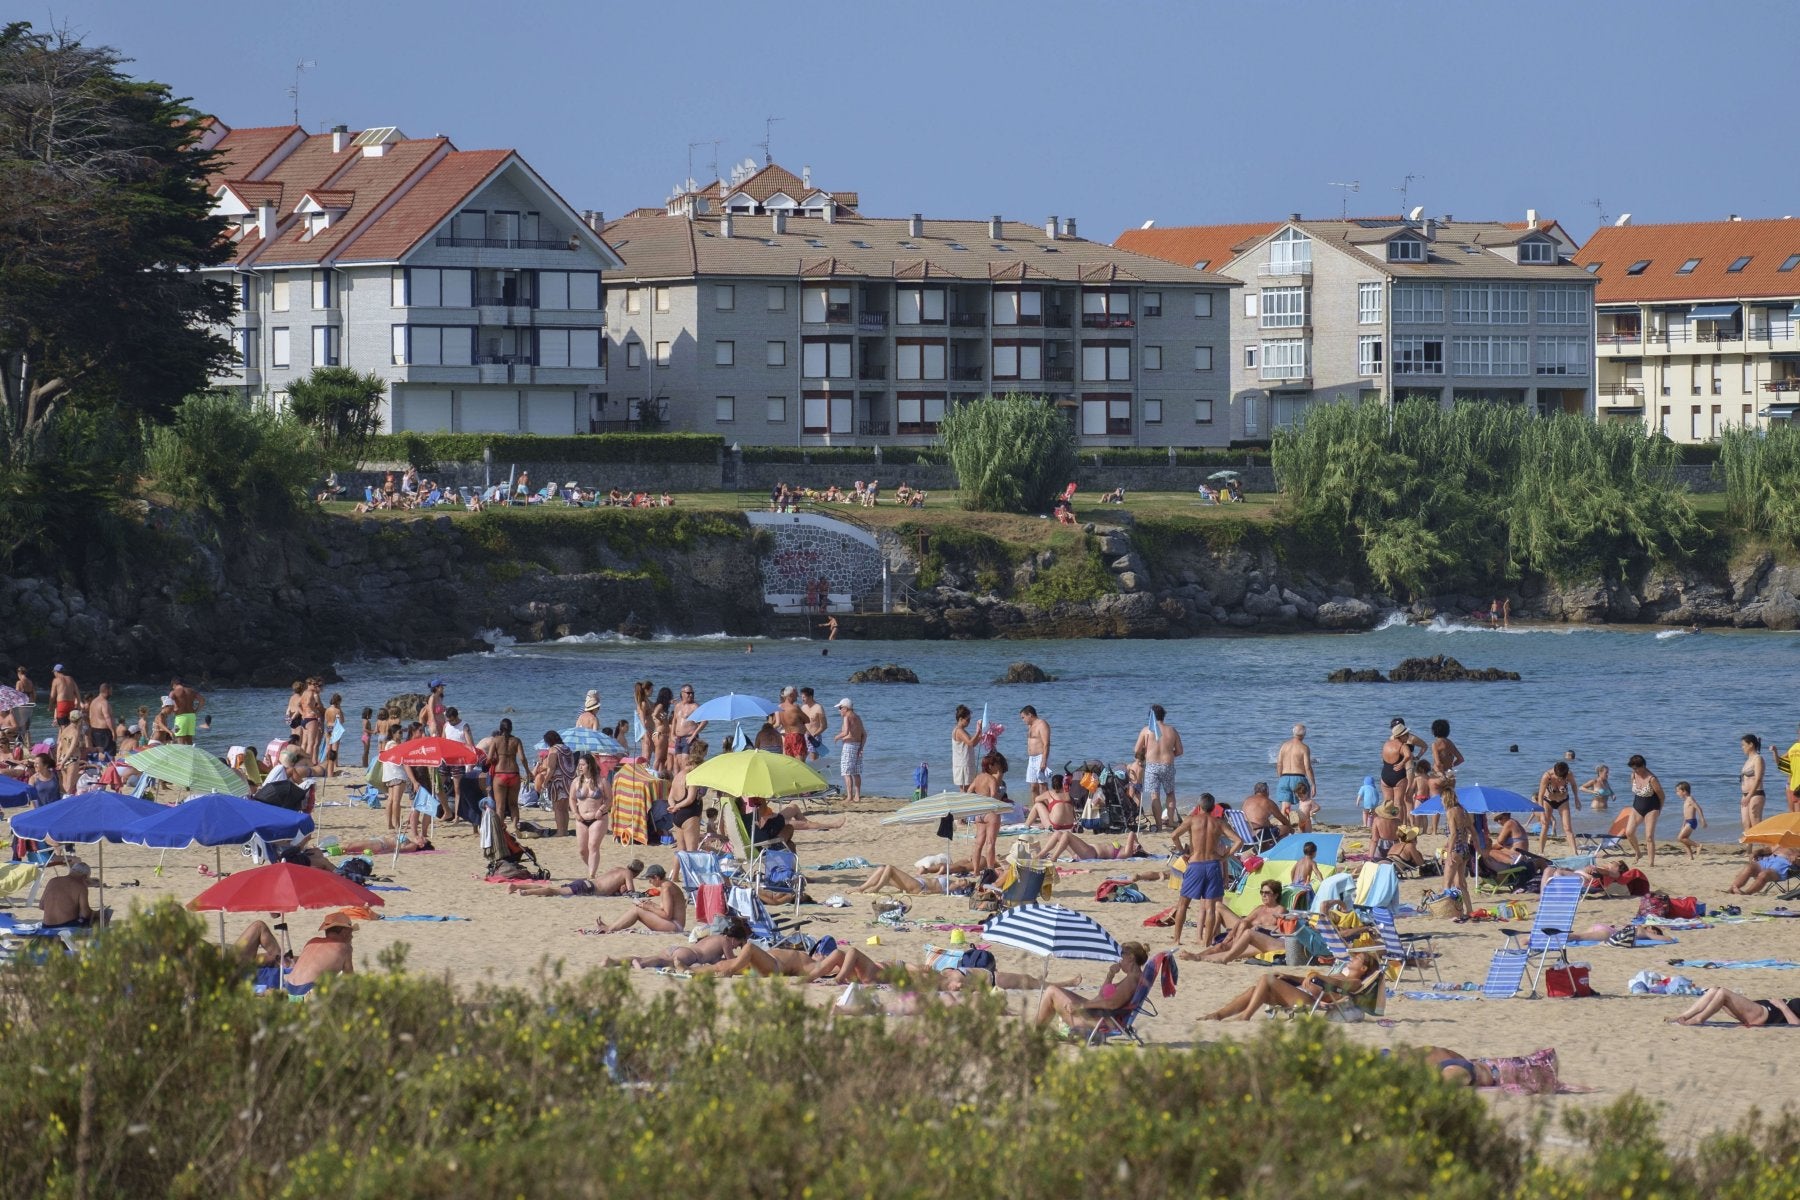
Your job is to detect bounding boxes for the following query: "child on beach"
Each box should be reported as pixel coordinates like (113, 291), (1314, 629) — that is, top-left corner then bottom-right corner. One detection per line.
(1676, 782), (1706, 859)
(359, 708), (374, 769)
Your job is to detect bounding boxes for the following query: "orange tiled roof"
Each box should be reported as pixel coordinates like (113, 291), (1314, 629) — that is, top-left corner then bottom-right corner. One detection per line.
(332, 148), (512, 261)
(1113, 222), (1282, 273)
(204, 123), (302, 187)
(253, 139), (448, 265)
(1576, 218), (1800, 303)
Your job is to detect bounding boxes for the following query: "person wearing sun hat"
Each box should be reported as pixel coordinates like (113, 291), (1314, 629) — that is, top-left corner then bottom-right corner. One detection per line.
(285, 911), (357, 994)
(576, 689), (602, 731)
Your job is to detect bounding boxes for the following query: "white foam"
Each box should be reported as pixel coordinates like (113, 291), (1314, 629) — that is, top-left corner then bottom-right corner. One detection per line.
(1655, 629), (1687, 640)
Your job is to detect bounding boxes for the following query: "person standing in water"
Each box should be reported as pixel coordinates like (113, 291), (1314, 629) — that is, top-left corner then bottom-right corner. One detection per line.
(1133, 705), (1184, 831)
(1275, 724), (1316, 818)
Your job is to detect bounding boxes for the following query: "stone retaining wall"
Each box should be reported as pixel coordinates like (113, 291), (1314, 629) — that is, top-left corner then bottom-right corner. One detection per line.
(746, 511), (886, 607)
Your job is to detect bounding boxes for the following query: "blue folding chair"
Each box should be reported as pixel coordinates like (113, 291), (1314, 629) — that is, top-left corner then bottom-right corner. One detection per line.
(726, 883), (806, 948)
(1369, 906), (1439, 983)
(754, 847), (807, 923)
(1483, 873), (1584, 999)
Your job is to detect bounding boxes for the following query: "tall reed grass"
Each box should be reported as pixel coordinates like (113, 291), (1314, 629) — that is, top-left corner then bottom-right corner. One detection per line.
(1721, 423), (1800, 543)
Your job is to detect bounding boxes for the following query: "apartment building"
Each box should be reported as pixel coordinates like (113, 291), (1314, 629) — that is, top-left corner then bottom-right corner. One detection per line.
(1117, 214), (1596, 436)
(1574, 217), (1800, 442)
(601, 164), (1236, 446)
(198, 120), (623, 433)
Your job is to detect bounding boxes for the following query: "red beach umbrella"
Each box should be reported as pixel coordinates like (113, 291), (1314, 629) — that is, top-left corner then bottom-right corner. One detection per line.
(188, 862), (385, 914)
(378, 737), (480, 768)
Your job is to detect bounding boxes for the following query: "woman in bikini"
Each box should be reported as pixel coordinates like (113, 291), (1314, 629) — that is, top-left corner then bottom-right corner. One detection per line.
(665, 742), (707, 853)
(534, 731), (577, 837)
(1441, 787), (1475, 897)
(484, 719), (526, 826)
(1579, 762), (1614, 812)
(1183, 882), (1288, 964)
(1202, 952), (1380, 1021)
(571, 753), (608, 876)
(1534, 761), (1580, 858)
(632, 681), (656, 761)
(1032, 943), (1150, 1033)
(1740, 734), (1768, 837)
(1033, 829), (1146, 861)
(1623, 754), (1666, 868)
(1669, 987), (1800, 1027)
(968, 751), (1007, 873)
(650, 686), (675, 773)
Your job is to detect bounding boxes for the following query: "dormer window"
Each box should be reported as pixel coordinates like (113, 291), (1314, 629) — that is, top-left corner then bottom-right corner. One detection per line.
(1388, 238), (1424, 263)
(1518, 239), (1555, 264)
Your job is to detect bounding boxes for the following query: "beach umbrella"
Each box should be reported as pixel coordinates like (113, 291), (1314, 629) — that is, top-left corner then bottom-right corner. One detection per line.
(684, 749), (827, 800)
(1207, 470), (1240, 481)
(539, 728), (627, 756)
(982, 903), (1122, 968)
(880, 791), (1009, 826)
(0, 775), (30, 807)
(1743, 812), (1800, 850)
(188, 861), (384, 915)
(129, 743), (250, 797)
(1228, 832), (1344, 917)
(1412, 785), (1538, 816)
(379, 737), (479, 767)
(0, 685), (29, 710)
(10, 790), (167, 919)
(123, 793), (316, 942)
(687, 692), (778, 724)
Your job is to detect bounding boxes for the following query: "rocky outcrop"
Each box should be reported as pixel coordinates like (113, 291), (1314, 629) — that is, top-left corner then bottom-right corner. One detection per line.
(1389, 656), (1521, 683)
(995, 662), (1056, 685)
(383, 693), (430, 721)
(1326, 668), (1389, 683)
(847, 664), (919, 684)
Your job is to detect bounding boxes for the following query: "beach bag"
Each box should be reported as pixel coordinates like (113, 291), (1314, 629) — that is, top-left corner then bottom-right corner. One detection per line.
(1618, 868), (1651, 897)
(1638, 892), (1672, 919)
(1425, 888), (1469, 919)
(1666, 896), (1699, 919)
(412, 786), (438, 816)
(1544, 963), (1594, 998)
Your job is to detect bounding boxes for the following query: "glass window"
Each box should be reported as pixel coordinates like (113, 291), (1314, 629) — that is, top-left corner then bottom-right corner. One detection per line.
(1143, 345), (1162, 371)
(1387, 238), (1424, 262)
(1492, 286), (1528, 324)
(766, 396), (787, 422)
(1535, 336), (1589, 376)
(1358, 282), (1383, 325)
(1518, 240), (1555, 264)
(1260, 286), (1306, 328)
(767, 285), (786, 310)
(625, 341), (642, 368)
(1144, 399), (1163, 423)
(1142, 292), (1162, 317)
(312, 269), (335, 310)
(1537, 286), (1586, 325)
(1358, 335), (1382, 375)
(1244, 346), (1258, 369)
(654, 340), (670, 367)
(716, 284), (735, 310)
(1677, 258), (1701, 275)
(1492, 336), (1529, 375)
(271, 327), (290, 367)
(625, 288), (641, 314)
(1781, 254), (1800, 273)
(653, 287), (670, 312)
(1392, 283), (1443, 324)
(715, 340), (734, 366)
(1269, 227), (1313, 273)
(1243, 293), (1259, 318)
(1194, 346), (1213, 371)
(1259, 338), (1307, 380)
(766, 340), (786, 367)
(1728, 256), (1752, 274)
(1392, 335), (1443, 375)
(1627, 260), (1651, 276)
(271, 273), (289, 312)
(1452, 336), (1491, 376)
(1193, 291), (1213, 318)
(1452, 285), (1490, 324)
(1243, 394), (1259, 435)
(1194, 398), (1214, 423)
(714, 396), (735, 422)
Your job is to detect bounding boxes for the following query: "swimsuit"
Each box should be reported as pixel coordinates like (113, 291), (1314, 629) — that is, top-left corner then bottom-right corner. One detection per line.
(1683, 817), (1698, 832)
(1758, 999), (1800, 1025)
(1438, 1056), (1480, 1084)
(173, 713), (198, 738)
(1631, 783), (1661, 816)
(840, 742), (864, 778)
(1144, 761), (1176, 799)
(1179, 859), (1225, 901)
(1379, 761), (1406, 788)
(1274, 774), (1307, 806)
(566, 878), (597, 897)
(782, 731), (806, 759)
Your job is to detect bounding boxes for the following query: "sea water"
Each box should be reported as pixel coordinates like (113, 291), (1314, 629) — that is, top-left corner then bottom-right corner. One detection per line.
(141, 619), (1799, 843)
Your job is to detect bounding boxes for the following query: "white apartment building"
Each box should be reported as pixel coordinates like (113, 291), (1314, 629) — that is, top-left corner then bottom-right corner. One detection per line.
(601, 164), (1237, 446)
(1118, 214), (1596, 435)
(198, 120), (623, 433)
(1576, 217), (1800, 441)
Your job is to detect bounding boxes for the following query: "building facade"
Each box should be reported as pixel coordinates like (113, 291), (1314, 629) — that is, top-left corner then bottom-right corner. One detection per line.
(199, 120), (623, 433)
(1117, 215), (1596, 435)
(1575, 217), (1800, 441)
(601, 166), (1236, 446)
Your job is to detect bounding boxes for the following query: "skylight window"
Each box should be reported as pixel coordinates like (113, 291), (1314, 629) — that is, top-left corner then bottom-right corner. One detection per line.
(1626, 260), (1651, 275)
(1781, 253), (1800, 273)
(1677, 258), (1701, 274)
(805, 238), (826, 248)
(851, 239), (871, 249)
(947, 242), (968, 251)
(994, 244), (1013, 252)
(1192, 260), (1210, 270)
(1728, 255), (1753, 273)
(1584, 263), (1601, 274)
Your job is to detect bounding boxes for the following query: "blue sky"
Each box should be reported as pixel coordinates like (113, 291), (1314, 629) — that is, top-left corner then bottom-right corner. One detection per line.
(46, 0), (1800, 244)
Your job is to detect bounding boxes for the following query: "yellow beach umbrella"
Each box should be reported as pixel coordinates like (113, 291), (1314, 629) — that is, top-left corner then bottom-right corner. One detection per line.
(1743, 812), (1800, 850)
(684, 749), (827, 800)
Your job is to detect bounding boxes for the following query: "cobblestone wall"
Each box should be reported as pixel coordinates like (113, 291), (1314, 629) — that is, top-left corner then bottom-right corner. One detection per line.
(747, 512), (885, 605)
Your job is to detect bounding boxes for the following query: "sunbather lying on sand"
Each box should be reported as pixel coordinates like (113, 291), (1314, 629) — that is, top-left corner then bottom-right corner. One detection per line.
(600, 917), (749, 971)
(1032, 830), (1147, 861)
(509, 861), (642, 897)
(1414, 1046), (1575, 1093)
(801, 943), (1074, 991)
(1668, 986), (1800, 1026)
(691, 937), (838, 978)
(851, 864), (975, 895)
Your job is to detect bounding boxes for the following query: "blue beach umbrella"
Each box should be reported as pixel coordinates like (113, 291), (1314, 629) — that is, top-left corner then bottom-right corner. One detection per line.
(539, 728), (627, 755)
(121, 792), (314, 849)
(687, 692), (779, 724)
(0, 775), (30, 808)
(1412, 784), (1538, 816)
(10, 790), (168, 918)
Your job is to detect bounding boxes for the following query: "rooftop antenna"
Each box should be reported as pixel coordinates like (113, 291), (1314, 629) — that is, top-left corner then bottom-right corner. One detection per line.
(1590, 197), (1610, 227)
(758, 115), (782, 166)
(687, 141), (705, 190)
(1394, 173), (1423, 215)
(708, 139), (722, 189)
(288, 59), (317, 127)
(1328, 180), (1359, 220)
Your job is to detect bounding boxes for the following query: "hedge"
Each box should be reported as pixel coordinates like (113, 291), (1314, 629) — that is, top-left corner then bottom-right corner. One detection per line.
(362, 432), (723, 467)
(1073, 446), (1272, 467)
(1676, 442), (1723, 465)
(741, 445), (949, 465)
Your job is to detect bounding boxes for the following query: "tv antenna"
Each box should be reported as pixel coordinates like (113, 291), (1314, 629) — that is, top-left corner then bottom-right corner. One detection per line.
(1328, 180), (1359, 220)
(1590, 197), (1610, 227)
(758, 115), (782, 166)
(288, 59), (317, 127)
(1394, 172), (1423, 213)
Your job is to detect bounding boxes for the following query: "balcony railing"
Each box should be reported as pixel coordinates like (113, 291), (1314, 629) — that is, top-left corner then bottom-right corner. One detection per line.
(858, 420), (891, 436)
(474, 295), (534, 308)
(1764, 380), (1800, 393)
(1695, 325), (1744, 344)
(1260, 364), (1310, 381)
(950, 312), (986, 327)
(858, 365), (888, 380)
(1044, 364), (1075, 381)
(1597, 331), (1642, 344)
(952, 365), (985, 381)
(1081, 314), (1136, 329)
(1044, 313), (1073, 329)
(1393, 362), (1444, 376)
(1258, 261), (1314, 276)
(435, 235), (573, 251)
(1599, 383), (1643, 397)
(477, 353), (536, 366)
(858, 312), (889, 331)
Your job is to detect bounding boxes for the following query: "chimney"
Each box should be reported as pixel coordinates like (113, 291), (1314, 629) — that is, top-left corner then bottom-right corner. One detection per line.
(908, 213), (923, 238)
(822, 204), (835, 224)
(802, 164), (812, 188)
(1526, 207), (1538, 226)
(1046, 214), (1059, 239)
(580, 210), (604, 232)
(1423, 217), (1435, 239)
(1063, 217), (1078, 239)
(988, 215), (1002, 240)
(1289, 212), (1301, 222)
(331, 124), (349, 153)
(720, 213), (733, 238)
(771, 210), (787, 235)
(256, 202), (276, 241)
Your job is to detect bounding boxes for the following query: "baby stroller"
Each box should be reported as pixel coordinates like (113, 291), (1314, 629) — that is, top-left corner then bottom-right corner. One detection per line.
(1065, 759), (1140, 834)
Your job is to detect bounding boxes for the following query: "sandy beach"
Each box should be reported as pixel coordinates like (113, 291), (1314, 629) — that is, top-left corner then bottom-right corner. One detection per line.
(44, 773), (1800, 1149)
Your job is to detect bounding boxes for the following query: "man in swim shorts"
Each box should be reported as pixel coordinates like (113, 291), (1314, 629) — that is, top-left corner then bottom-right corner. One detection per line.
(799, 687), (827, 761)
(170, 676), (205, 745)
(1020, 706), (1052, 800)
(835, 698), (865, 805)
(1170, 801), (1243, 949)
(49, 663), (78, 724)
(777, 687), (807, 759)
(1275, 723), (1316, 810)
(1134, 704), (1184, 830)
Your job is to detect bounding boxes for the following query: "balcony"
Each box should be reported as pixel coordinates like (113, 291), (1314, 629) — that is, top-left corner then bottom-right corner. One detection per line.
(858, 420), (891, 436)
(824, 304), (853, 324)
(857, 364), (888, 380)
(1597, 331), (1641, 345)
(1764, 380), (1800, 393)
(1694, 325), (1744, 344)
(1599, 383), (1644, 397)
(950, 312), (986, 328)
(1081, 314), (1136, 329)
(1045, 364), (1075, 382)
(1260, 365), (1311, 382)
(478, 353), (536, 366)
(435, 235), (574, 251)
(1044, 313), (1073, 329)
(1258, 261), (1314, 276)
(474, 294), (535, 309)
(952, 365), (985, 382)
(858, 312), (889, 331)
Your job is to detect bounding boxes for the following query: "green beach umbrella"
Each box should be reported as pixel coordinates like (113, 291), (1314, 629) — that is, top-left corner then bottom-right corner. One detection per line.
(880, 791), (1009, 825)
(128, 743), (251, 797)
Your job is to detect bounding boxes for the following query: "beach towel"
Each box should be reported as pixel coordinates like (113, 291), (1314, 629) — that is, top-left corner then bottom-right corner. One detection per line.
(1670, 958), (1800, 969)
(1568, 936), (1677, 948)
(1402, 992), (1483, 1002)
(812, 857), (874, 871)
(366, 885), (411, 892)
(609, 762), (663, 846)
(384, 914), (469, 922)
(1095, 880), (1149, 903)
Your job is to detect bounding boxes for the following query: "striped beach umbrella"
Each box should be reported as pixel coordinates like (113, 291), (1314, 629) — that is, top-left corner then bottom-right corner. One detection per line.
(540, 728), (627, 756)
(879, 791), (1009, 825)
(981, 903), (1122, 964)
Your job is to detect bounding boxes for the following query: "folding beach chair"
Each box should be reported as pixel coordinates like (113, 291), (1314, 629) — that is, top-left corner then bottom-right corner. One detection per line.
(1575, 812), (1632, 857)
(1225, 809), (1277, 854)
(1482, 873), (1583, 999)
(1369, 906), (1440, 984)
(754, 847), (807, 924)
(1087, 950), (1174, 1047)
(676, 850), (727, 925)
(999, 864), (1046, 908)
(726, 883), (806, 948)
(1310, 966), (1387, 1021)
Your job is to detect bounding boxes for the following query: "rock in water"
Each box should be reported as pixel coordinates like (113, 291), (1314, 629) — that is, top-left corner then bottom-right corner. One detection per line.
(383, 692), (430, 720)
(1388, 655), (1521, 683)
(1326, 668), (1388, 683)
(848, 664), (919, 684)
(995, 662), (1056, 684)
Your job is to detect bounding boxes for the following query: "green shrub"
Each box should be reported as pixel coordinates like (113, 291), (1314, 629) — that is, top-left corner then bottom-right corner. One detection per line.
(360, 432), (723, 466)
(1722, 424), (1800, 543)
(285, 367), (385, 451)
(143, 391), (331, 523)
(1019, 537), (1116, 607)
(903, 523), (1018, 592)
(741, 445), (950, 466)
(1074, 446), (1271, 467)
(939, 392), (1078, 513)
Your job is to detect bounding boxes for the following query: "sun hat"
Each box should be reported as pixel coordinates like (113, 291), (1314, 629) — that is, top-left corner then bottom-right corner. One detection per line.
(319, 912), (354, 931)
(582, 690), (600, 713)
(1374, 801), (1401, 820)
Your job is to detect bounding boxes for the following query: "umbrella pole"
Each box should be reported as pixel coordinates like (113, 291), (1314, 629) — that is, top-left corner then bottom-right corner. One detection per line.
(98, 841), (105, 928)
(217, 847), (226, 945)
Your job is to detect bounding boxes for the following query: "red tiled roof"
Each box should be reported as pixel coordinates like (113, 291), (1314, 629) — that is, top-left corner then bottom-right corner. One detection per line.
(221, 180), (283, 207)
(1576, 218), (1800, 303)
(304, 189), (356, 209)
(1113, 222), (1281, 273)
(205, 124), (302, 187)
(332, 148), (512, 261)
